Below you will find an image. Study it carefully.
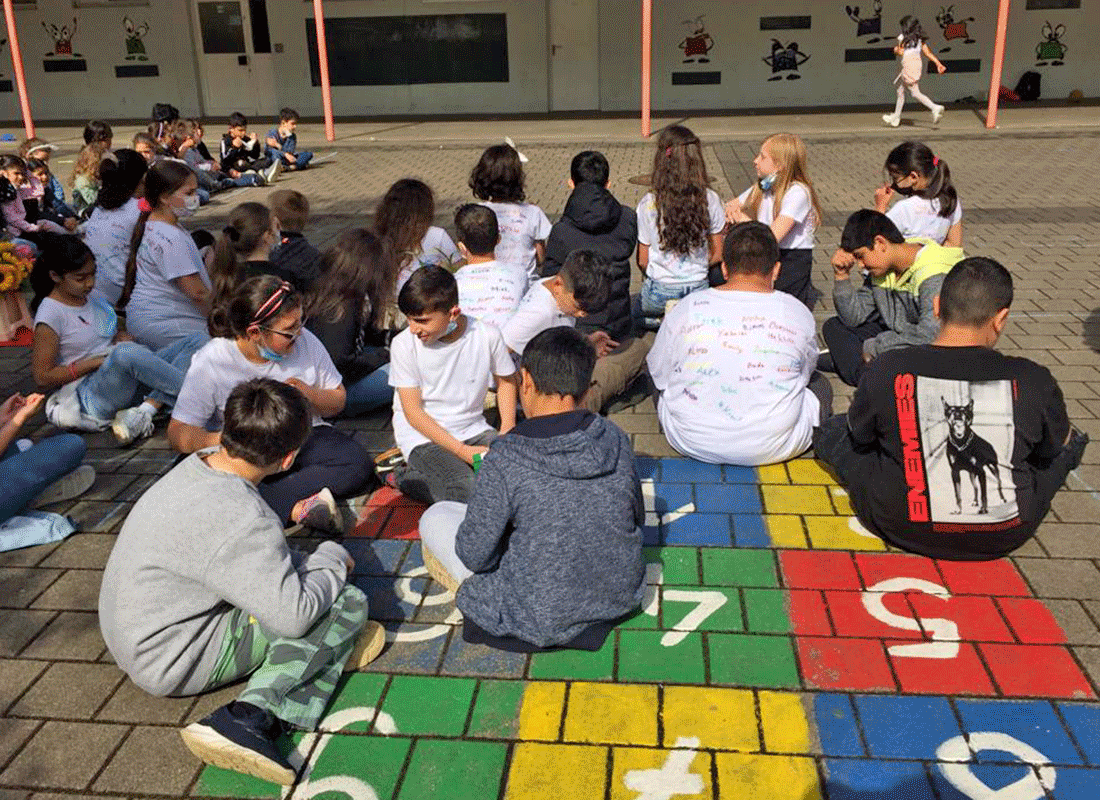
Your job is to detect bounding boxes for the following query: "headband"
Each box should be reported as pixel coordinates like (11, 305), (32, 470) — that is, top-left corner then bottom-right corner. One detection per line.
(251, 281), (293, 325)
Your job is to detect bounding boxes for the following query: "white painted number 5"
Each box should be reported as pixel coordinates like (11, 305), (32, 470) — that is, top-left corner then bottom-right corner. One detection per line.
(861, 577), (961, 659)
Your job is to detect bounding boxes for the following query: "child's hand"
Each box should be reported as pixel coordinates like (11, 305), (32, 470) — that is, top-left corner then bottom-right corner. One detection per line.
(231, 136), (244, 148)
(831, 248), (856, 280)
(229, 169), (242, 179)
(285, 378), (313, 397)
(462, 444), (489, 466)
(283, 152), (295, 164)
(724, 197), (746, 224)
(4, 393), (44, 427)
(0, 394), (22, 424)
(588, 331), (618, 358)
(873, 184), (894, 211)
(63, 217), (78, 232)
(936, 62), (947, 74)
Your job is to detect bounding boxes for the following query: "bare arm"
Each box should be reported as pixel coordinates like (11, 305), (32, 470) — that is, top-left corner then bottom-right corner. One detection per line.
(636, 243), (649, 276)
(397, 385), (484, 465)
(495, 373), (518, 435)
(0, 394), (44, 455)
(174, 273), (210, 315)
(922, 43), (946, 72)
(944, 222), (963, 248)
(769, 217), (796, 245)
(31, 324), (104, 389)
(167, 418), (220, 454)
(285, 378), (346, 419)
(708, 231), (726, 266)
(534, 241), (546, 268)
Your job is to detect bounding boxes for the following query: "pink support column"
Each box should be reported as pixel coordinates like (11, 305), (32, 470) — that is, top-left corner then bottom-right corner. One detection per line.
(312, 0), (335, 142)
(2, 0), (34, 139)
(985, 0), (1011, 129)
(641, 0), (652, 138)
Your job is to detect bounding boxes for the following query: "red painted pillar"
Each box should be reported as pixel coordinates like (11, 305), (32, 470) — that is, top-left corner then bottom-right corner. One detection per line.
(312, 0), (335, 142)
(985, 0), (1011, 129)
(641, 0), (652, 138)
(2, 0), (34, 139)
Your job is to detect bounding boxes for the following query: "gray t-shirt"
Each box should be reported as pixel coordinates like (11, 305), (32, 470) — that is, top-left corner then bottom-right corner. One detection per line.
(126, 220), (211, 350)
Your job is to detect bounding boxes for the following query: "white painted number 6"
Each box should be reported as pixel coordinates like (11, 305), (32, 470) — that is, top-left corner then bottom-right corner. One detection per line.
(936, 732), (1056, 800)
(861, 577), (960, 659)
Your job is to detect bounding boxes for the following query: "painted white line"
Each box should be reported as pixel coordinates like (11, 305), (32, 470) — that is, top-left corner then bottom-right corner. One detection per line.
(936, 733), (1055, 799)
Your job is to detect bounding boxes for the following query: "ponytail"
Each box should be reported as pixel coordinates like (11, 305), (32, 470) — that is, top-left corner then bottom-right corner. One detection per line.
(117, 206), (152, 309)
(925, 158), (958, 219)
(210, 202), (271, 305)
(884, 140), (957, 220)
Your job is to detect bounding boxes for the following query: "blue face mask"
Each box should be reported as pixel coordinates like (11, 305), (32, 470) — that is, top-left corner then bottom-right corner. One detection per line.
(759, 172), (777, 192)
(443, 318), (458, 337)
(257, 344), (286, 363)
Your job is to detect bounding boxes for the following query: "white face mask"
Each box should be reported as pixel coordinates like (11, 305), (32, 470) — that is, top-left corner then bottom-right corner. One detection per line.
(175, 194), (201, 216)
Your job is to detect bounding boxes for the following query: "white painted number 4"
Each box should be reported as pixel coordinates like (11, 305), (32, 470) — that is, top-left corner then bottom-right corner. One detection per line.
(624, 736), (705, 800)
(644, 564), (727, 647)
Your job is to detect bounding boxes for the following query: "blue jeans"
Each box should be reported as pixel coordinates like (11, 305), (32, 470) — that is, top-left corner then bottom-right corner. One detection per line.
(639, 277), (709, 323)
(77, 341), (187, 421)
(267, 148), (313, 170)
(0, 434), (86, 523)
(342, 364), (393, 417)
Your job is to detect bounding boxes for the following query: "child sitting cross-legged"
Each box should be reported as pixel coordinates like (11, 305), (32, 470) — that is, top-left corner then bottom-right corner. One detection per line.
(100, 377), (385, 786)
(419, 326), (645, 651)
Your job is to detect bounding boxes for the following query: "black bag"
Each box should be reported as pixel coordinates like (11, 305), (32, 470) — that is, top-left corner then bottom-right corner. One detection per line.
(151, 103), (180, 123)
(1014, 71), (1041, 101)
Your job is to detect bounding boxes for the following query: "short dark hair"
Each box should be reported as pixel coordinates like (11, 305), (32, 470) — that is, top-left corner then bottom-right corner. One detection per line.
(221, 378), (312, 468)
(722, 221), (780, 277)
(279, 107), (300, 123)
(398, 264), (459, 316)
(454, 204), (499, 256)
(269, 189), (310, 231)
(840, 209), (905, 251)
(522, 327), (596, 401)
(83, 120), (112, 145)
(229, 112), (248, 129)
(559, 250), (610, 315)
(938, 256), (1013, 327)
(570, 151), (610, 186)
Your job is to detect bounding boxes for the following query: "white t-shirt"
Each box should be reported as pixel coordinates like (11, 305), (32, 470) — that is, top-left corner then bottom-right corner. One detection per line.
(647, 288), (819, 466)
(737, 181), (816, 250)
(127, 221), (212, 350)
(637, 188), (726, 284)
(480, 201), (552, 283)
(388, 317), (515, 457)
(86, 198), (141, 306)
(886, 195), (962, 245)
(34, 294), (116, 366)
(456, 259), (527, 333)
(171, 330), (342, 431)
(501, 279), (575, 355)
(395, 226), (463, 295)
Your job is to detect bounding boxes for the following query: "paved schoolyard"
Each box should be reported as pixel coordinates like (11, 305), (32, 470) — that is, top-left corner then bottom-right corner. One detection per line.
(1, 120), (1100, 799)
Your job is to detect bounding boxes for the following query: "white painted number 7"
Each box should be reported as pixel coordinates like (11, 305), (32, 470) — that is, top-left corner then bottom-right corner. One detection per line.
(643, 564), (728, 647)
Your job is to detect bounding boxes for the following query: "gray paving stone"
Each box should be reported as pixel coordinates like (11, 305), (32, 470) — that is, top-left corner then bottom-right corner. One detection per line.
(38, 535), (115, 570)
(1050, 490), (1100, 524)
(1015, 558), (1100, 600)
(0, 569), (61, 610)
(19, 612), (105, 661)
(0, 661), (48, 715)
(0, 718), (39, 768)
(1073, 646), (1100, 689)
(29, 570), (102, 612)
(9, 663), (123, 720)
(0, 544), (57, 570)
(0, 613), (55, 658)
(1042, 600), (1100, 646)
(95, 679), (193, 726)
(0, 721), (126, 790)
(92, 726), (200, 795)
(1035, 523), (1100, 559)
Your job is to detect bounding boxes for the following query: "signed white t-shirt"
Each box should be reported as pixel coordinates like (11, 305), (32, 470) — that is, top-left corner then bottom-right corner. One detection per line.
(480, 201), (551, 284)
(501, 279), (575, 355)
(637, 189), (726, 284)
(456, 259), (527, 332)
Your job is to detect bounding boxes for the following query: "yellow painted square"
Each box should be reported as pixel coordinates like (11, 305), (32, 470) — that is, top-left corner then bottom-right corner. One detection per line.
(829, 486), (855, 516)
(757, 464), (789, 484)
(762, 485), (832, 515)
(758, 691), (813, 754)
(765, 515), (808, 548)
(563, 683), (658, 746)
(714, 753), (822, 800)
(804, 516), (887, 552)
(786, 459), (839, 486)
(505, 743), (607, 800)
(662, 686), (759, 751)
(611, 745), (713, 800)
(518, 681), (566, 741)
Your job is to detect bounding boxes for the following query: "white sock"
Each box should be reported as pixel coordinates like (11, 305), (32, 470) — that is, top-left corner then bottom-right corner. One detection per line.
(137, 401), (158, 416)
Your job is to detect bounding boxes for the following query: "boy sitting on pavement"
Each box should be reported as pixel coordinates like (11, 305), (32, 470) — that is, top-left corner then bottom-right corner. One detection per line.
(99, 378), (384, 785)
(815, 257), (1088, 561)
(388, 265), (518, 504)
(266, 108), (313, 171)
(823, 209), (964, 386)
(221, 112), (280, 184)
(419, 326), (645, 651)
(269, 189), (323, 290)
(648, 221), (829, 466)
(453, 203), (527, 331)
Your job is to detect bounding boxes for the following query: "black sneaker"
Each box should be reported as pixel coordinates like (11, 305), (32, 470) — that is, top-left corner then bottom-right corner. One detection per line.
(180, 701), (296, 785)
(373, 446), (405, 477)
(1068, 428), (1090, 471)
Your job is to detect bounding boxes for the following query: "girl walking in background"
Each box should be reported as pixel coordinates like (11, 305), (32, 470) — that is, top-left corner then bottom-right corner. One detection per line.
(883, 15), (947, 128)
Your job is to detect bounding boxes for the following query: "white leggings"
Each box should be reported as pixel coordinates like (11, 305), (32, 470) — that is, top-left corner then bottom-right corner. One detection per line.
(894, 81), (938, 115)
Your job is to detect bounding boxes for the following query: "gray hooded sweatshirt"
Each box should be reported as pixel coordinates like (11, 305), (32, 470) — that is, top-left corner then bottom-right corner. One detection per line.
(455, 410), (646, 647)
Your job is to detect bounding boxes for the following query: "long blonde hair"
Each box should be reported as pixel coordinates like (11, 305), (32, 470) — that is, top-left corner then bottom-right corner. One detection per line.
(70, 141), (108, 188)
(743, 133), (822, 231)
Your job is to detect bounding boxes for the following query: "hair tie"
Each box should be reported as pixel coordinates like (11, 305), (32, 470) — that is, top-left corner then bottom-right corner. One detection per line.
(251, 281), (293, 324)
(933, 156), (940, 167)
(223, 225), (239, 242)
(138, 198), (152, 214)
(665, 147), (673, 157)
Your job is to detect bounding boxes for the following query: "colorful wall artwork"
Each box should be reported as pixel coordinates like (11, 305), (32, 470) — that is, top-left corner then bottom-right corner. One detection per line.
(41, 17), (86, 73)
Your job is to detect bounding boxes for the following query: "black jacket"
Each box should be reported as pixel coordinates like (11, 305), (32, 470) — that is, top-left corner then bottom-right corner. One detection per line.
(544, 183), (637, 342)
(306, 298), (389, 384)
(269, 232), (322, 292)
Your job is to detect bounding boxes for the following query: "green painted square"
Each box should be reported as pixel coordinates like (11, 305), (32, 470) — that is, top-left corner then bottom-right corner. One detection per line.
(708, 633), (800, 688)
(529, 632), (615, 681)
(194, 733), (306, 797)
(322, 672), (390, 732)
(662, 587), (742, 632)
(700, 549), (778, 588)
(618, 607), (660, 629)
(617, 629), (706, 684)
(467, 679), (525, 739)
(645, 546), (700, 585)
(303, 733), (410, 799)
(744, 588), (792, 634)
(398, 739), (507, 800)
(380, 675), (476, 736)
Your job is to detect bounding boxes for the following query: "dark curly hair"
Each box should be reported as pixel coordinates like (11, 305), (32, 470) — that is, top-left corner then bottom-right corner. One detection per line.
(651, 125), (710, 257)
(469, 144), (526, 203)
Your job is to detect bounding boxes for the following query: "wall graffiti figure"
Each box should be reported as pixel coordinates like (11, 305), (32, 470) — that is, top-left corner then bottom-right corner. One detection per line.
(763, 39), (810, 80)
(42, 18), (80, 58)
(124, 17), (150, 61)
(846, 0), (883, 43)
(678, 16), (714, 63)
(935, 5), (975, 53)
(1036, 22), (1067, 66)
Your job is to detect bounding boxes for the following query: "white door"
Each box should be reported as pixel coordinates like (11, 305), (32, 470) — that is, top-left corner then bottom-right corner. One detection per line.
(192, 0), (275, 117)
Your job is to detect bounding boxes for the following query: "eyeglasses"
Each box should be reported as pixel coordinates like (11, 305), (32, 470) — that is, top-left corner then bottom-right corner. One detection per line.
(260, 323), (305, 343)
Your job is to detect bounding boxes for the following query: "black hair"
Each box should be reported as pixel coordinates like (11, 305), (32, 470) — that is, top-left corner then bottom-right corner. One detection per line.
(559, 249), (610, 315)
(29, 234), (95, 313)
(722, 221), (780, 277)
(26, 158), (48, 177)
(83, 120), (113, 145)
(570, 150), (610, 186)
(938, 257), (1013, 327)
(840, 209), (905, 252)
(209, 274), (302, 339)
(469, 144), (526, 203)
(97, 149), (148, 211)
(221, 378), (312, 468)
(521, 326), (596, 402)
(885, 141), (958, 219)
(0, 154), (26, 174)
(279, 107), (300, 123)
(229, 111), (248, 129)
(899, 15), (927, 48)
(454, 203), (499, 257)
(397, 264), (458, 316)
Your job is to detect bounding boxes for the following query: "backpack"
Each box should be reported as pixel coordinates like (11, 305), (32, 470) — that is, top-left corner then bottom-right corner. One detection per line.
(1014, 71), (1041, 101)
(151, 103), (179, 123)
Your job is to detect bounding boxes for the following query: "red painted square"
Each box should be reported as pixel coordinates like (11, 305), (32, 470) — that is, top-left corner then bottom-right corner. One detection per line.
(364, 486), (422, 508)
(995, 597), (1069, 644)
(797, 636), (897, 691)
(352, 506), (390, 538)
(980, 643), (1096, 699)
(825, 590), (923, 640)
(855, 552), (944, 590)
(889, 641), (996, 695)
(788, 589), (833, 636)
(935, 560), (1031, 597)
(781, 551), (861, 590)
(377, 505), (426, 539)
(908, 593), (1015, 643)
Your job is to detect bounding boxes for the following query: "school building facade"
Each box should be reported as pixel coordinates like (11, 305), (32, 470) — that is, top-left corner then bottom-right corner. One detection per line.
(1, 0), (1096, 124)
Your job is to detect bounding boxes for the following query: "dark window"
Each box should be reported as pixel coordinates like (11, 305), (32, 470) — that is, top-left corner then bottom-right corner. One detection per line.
(249, 0), (271, 54)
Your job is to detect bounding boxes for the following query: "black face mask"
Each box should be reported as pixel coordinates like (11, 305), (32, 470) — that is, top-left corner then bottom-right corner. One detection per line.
(0, 177), (16, 204)
(890, 181), (916, 197)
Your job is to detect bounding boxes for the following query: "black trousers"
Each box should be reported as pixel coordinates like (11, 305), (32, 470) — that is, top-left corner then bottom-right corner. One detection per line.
(821, 316), (889, 387)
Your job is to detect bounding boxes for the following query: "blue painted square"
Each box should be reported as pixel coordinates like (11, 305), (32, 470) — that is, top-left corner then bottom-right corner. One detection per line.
(1058, 703), (1100, 766)
(813, 694), (866, 757)
(363, 623), (447, 675)
(439, 631), (526, 677)
(732, 514), (770, 547)
(1047, 765), (1100, 799)
(663, 514), (732, 547)
(353, 576), (420, 623)
(855, 695), (962, 760)
(931, 762), (1043, 800)
(823, 758), (936, 799)
(651, 483), (694, 516)
(399, 542), (426, 575)
(956, 699), (1082, 766)
(659, 458), (723, 483)
(348, 539), (409, 576)
(695, 483), (763, 514)
(635, 456), (660, 480)
(723, 464), (758, 484)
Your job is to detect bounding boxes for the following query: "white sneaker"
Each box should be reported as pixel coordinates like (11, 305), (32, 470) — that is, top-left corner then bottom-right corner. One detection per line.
(33, 464), (95, 507)
(295, 487), (344, 534)
(931, 104), (945, 124)
(882, 113), (901, 127)
(262, 158), (283, 185)
(111, 405), (154, 446)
